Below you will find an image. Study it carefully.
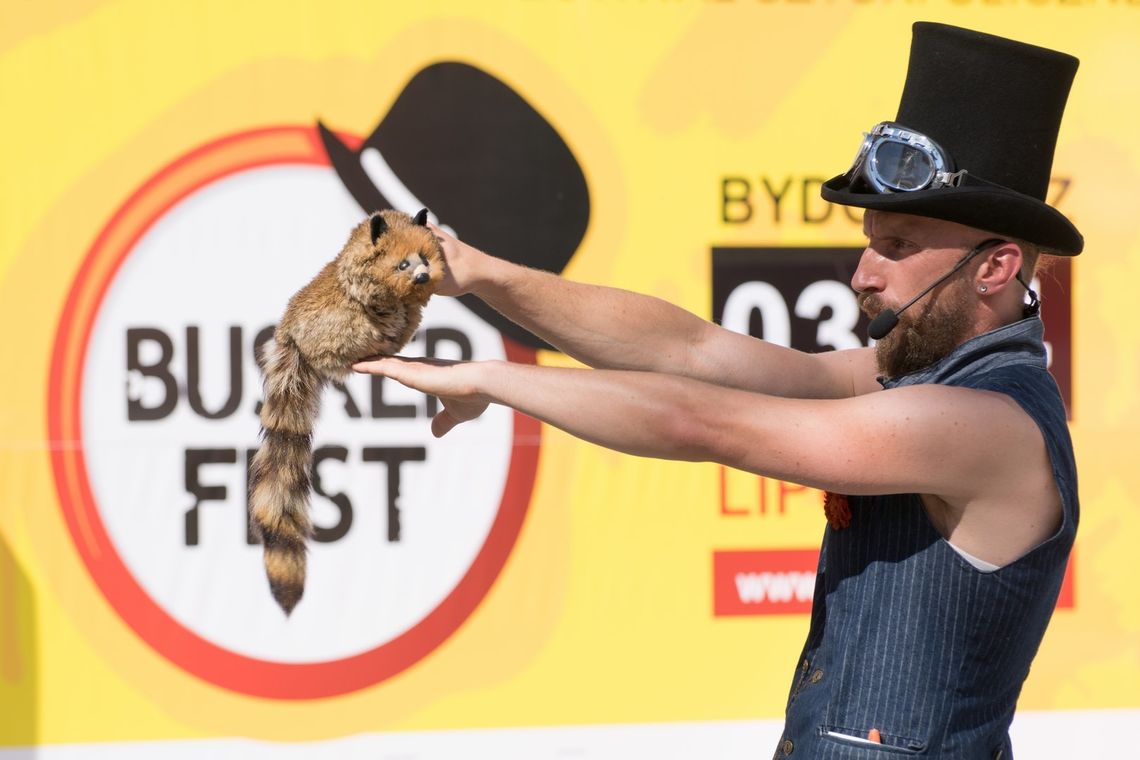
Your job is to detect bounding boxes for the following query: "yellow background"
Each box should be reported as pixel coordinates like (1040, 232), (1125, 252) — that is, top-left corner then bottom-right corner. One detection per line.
(2, 0), (1138, 747)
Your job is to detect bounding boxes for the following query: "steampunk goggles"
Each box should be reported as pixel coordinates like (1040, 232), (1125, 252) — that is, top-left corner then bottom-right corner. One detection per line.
(846, 122), (968, 193)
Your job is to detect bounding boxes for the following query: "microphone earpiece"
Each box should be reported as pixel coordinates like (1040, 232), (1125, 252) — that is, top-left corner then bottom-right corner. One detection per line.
(1016, 273), (1040, 317)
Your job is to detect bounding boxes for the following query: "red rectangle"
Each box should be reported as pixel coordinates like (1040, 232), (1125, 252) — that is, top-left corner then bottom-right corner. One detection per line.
(1056, 550), (1075, 609)
(713, 549), (819, 616)
(713, 548), (1076, 616)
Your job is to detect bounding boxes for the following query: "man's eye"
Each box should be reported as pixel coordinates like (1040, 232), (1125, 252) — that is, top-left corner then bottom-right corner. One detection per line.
(398, 260), (410, 271)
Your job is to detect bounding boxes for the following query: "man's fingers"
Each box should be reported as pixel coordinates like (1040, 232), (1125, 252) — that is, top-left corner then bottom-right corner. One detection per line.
(351, 357), (484, 435)
(353, 356), (457, 374)
(351, 357), (393, 373)
(431, 410), (459, 438)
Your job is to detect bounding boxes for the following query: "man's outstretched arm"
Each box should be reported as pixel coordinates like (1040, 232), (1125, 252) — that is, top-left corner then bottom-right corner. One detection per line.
(433, 224), (878, 399)
(354, 357), (1035, 492)
(354, 356), (1060, 566)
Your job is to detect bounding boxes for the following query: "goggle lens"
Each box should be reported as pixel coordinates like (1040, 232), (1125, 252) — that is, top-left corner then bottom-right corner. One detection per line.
(845, 122), (961, 193)
(870, 140), (936, 191)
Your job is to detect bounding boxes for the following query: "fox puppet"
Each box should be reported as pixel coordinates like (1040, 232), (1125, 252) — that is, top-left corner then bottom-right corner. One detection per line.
(249, 208), (445, 614)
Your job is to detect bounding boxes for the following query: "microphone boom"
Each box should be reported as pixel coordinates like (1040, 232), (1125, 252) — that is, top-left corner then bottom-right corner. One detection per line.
(863, 238), (1006, 340)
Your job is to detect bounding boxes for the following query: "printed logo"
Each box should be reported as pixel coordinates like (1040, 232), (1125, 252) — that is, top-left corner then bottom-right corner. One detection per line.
(49, 63), (590, 698)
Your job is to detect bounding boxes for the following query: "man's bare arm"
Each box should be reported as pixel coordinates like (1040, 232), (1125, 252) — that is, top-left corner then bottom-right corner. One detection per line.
(435, 224), (876, 399)
(356, 357), (1042, 496)
(355, 356), (1058, 565)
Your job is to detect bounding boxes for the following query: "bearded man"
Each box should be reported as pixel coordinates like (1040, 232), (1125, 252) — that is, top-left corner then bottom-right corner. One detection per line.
(355, 22), (1079, 759)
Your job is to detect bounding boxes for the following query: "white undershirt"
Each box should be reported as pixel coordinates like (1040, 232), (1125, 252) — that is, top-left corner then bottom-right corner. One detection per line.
(946, 541), (1001, 573)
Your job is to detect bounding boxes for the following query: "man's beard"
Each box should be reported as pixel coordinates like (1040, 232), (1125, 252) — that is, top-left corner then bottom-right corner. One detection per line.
(859, 280), (973, 378)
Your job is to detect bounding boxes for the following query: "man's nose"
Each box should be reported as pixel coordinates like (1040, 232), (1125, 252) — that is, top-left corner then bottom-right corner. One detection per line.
(851, 246), (885, 294)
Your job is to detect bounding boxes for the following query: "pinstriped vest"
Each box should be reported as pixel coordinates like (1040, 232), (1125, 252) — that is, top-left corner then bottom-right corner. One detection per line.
(773, 318), (1078, 760)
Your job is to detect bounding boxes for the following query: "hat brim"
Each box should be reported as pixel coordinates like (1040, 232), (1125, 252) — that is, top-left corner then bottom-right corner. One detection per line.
(822, 173), (1082, 255)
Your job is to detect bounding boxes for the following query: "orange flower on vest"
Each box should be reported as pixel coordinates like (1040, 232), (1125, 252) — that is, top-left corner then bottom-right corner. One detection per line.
(824, 491), (852, 530)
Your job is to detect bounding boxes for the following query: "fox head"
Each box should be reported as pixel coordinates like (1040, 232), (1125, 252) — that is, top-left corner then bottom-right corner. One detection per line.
(339, 208), (445, 307)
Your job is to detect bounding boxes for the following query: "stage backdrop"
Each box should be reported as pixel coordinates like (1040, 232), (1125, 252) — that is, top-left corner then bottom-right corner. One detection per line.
(2, 2), (1138, 757)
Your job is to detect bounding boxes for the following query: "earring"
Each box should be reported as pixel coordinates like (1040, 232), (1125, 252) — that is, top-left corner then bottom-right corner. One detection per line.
(978, 284), (988, 293)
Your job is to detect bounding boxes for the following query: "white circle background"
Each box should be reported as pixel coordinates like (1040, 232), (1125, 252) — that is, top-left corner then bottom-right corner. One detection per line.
(81, 165), (514, 663)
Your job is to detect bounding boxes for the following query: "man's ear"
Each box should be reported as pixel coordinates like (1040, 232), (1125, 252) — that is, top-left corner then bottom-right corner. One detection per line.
(977, 242), (1024, 291)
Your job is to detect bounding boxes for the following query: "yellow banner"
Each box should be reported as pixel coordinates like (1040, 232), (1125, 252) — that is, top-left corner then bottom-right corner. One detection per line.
(2, 1), (1138, 753)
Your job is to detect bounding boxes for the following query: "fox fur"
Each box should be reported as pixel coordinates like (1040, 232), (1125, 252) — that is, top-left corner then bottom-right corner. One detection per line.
(250, 208), (444, 614)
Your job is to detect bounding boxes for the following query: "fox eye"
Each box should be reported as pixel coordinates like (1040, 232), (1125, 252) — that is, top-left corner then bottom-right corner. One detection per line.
(398, 260), (410, 271)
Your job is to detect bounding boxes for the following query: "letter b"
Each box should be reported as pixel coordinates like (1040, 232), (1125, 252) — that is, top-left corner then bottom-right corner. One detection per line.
(127, 327), (177, 421)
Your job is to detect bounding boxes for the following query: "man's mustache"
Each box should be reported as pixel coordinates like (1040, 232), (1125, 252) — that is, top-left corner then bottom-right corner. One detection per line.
(857, 292), (886, 318)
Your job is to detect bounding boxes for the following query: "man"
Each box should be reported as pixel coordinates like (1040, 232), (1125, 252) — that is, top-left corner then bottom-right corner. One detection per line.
(354, 23), (1079, 758)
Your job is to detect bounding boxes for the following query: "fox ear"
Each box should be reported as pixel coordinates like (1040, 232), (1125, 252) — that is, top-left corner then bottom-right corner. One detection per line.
(370, 213), (387, 244)
(412, 208), (429, 226)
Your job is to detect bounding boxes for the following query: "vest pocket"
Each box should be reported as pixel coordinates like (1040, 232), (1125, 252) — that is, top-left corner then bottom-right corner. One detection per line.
(819, 726), (927, 755)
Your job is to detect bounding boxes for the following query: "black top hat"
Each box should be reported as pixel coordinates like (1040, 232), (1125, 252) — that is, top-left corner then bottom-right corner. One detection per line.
(821, 23), (1082, 255)
(319, 61), (591, 348)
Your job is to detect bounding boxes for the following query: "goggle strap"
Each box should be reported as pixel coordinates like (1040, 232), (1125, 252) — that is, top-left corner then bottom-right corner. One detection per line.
(933, 170), (968, 189)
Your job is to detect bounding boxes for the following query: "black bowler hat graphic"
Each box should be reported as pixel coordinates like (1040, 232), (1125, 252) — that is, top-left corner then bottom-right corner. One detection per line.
(319, 61), (591, 349)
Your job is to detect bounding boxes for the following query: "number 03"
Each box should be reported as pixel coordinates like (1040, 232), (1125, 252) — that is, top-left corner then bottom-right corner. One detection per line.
(721, 279), (867, 351)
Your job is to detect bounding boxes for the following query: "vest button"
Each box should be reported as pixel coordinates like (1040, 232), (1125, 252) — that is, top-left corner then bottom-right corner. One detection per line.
(801, 658), (810, 674)
(810, 669), (824, 683)
(782, 738), (794, 755)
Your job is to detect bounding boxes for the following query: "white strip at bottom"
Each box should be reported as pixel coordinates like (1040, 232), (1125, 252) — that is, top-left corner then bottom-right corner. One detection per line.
(0, 710), (1136, 759)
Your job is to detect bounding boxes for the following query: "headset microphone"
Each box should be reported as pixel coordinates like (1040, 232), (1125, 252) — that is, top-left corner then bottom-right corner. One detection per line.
(866, 308), (901, 342)
(866, 238), (1008, 341)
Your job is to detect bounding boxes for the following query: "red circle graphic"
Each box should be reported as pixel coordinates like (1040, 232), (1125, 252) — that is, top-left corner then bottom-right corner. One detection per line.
(47, 126), (540, 699)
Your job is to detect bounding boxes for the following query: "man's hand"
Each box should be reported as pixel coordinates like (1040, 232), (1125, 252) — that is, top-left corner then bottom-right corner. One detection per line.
(427, 222), (489, 298)
(352, 356), (492, 437)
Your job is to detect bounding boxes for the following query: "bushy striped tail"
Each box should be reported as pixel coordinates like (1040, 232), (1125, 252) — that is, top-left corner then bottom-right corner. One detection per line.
(249, 335), (324, 615)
